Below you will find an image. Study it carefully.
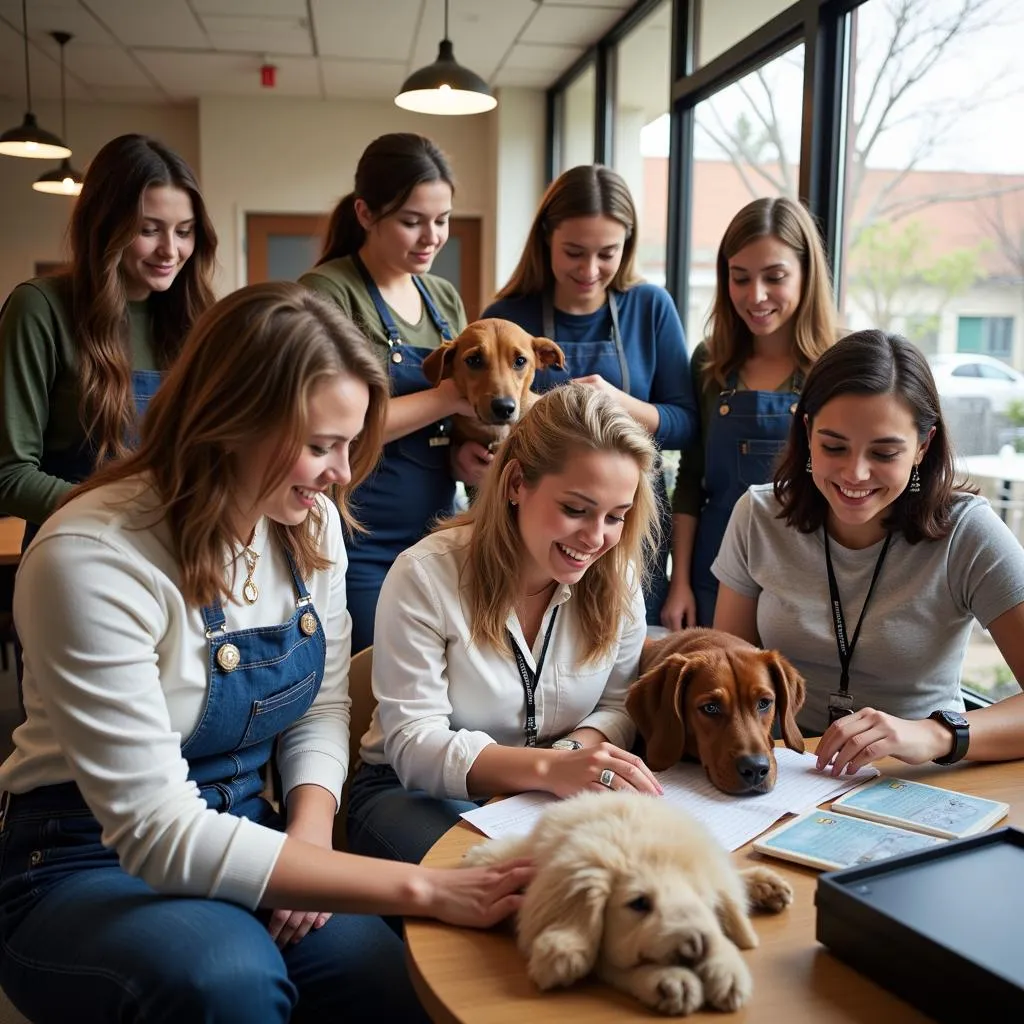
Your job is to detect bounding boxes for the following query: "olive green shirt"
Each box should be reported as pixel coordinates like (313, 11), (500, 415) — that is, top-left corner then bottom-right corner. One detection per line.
(0, 277), (156, 525)
(671, 341), (799, 516)
(298, 256), (467, 361)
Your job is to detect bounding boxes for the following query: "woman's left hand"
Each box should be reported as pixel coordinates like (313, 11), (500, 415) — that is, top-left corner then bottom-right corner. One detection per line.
(267, 906), (331, 948)
(573, 374), (626, 404)
(815, 707), (953, 776)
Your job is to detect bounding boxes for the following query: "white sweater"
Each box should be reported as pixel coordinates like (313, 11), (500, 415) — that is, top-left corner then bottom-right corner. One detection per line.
(0, 478), (352, 910)
(360, 524), (646, 798)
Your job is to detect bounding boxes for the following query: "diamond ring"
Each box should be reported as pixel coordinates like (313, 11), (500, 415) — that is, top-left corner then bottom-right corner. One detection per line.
(599, 768), (615, 788)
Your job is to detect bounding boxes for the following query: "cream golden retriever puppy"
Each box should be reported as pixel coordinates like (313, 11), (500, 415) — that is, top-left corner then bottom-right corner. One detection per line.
(464, 791), (792, 1015)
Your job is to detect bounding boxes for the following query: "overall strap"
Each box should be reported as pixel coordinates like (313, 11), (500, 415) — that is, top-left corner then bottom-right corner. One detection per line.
(352, 253), (401, 344)
(412, 276), (455, 341)
(541, 291), (630, 391)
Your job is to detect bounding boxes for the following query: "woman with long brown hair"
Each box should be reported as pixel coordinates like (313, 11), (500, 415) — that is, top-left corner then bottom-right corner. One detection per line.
(483, 165), (698, 626)
(0, 133), (217, 548)
(0, 283), (530, 1024)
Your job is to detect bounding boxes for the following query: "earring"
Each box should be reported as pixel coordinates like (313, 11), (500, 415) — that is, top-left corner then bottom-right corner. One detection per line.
(509, 499), (518, 507)
(806, 456), (812, 473)
(909, 464), (921, 494)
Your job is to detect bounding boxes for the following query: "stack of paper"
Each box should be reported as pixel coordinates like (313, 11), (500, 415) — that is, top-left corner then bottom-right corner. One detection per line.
(461, 749), (878, 852)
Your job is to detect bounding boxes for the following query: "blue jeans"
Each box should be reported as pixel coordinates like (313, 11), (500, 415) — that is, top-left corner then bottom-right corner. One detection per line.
(346, 763), (482, 865)
(0, 786), (427, 1024)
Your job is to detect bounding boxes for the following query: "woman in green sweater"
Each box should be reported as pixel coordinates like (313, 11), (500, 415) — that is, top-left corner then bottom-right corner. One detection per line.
(0, 133), (217, 544)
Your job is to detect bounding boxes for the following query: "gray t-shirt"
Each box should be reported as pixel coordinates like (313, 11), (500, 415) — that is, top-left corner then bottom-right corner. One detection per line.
(713, 485), (1024, 733)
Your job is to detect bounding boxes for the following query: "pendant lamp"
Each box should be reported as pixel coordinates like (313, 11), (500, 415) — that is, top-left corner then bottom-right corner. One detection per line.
(395, 0), (496, 116)
(0, 0), (72, 159)
(33, 33), (85, 196)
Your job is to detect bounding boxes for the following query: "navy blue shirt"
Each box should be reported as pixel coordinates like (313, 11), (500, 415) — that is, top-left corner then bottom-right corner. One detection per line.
(482, 284), (698, 450)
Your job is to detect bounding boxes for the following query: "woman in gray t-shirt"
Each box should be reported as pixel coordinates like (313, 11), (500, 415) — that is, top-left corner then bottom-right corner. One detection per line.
(714, 329), (1024, 775)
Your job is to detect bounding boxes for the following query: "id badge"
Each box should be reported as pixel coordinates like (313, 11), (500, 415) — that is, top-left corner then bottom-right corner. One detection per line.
(428, 420), (451, 448)
(827, 690), (854, 725)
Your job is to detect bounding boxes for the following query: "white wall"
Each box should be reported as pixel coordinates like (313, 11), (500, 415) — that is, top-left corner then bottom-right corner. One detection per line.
(197, 94), (537, 302)
(491, 88), (548, 290)
(0, 100), (199, 301)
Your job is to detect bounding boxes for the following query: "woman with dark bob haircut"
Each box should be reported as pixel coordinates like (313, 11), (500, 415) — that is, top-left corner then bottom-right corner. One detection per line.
(713, 329), (1024, 774)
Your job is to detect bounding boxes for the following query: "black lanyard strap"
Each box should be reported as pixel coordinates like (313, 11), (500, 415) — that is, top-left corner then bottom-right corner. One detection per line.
(542, 290), (629, 392)
(823, 529), (893, 695)
(507, 605), (559, 747)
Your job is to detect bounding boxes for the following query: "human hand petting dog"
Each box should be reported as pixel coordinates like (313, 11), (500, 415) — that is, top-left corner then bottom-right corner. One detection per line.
(418, 859), (535, 928)
(436, 376), (477, 419)
(816, 706), (953, 776)
(545, 742), (663, 799)
(573, 373), (626, 402)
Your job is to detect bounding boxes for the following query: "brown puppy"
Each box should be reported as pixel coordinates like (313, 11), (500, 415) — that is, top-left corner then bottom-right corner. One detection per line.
(626, 628), (806, 796)
(421, 318), (565, 449)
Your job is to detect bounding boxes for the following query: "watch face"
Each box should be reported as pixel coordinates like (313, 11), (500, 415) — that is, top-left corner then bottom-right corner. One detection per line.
(939, 711), (969, 728)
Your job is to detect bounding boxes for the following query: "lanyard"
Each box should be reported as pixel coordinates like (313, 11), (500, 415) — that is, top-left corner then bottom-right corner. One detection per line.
(507, 605), (559, 747)
(542, 290), (629, 392)
(351, 253), (454, 355)
(823, 529), (893, 695)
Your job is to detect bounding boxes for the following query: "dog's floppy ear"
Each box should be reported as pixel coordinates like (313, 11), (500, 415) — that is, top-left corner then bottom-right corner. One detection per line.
(763, 650), (806, 752)
(532, 336), (566, 370)
(626, 653), (693, 771)
(517, 862), (612, 987)
(421, 342), (459, 386)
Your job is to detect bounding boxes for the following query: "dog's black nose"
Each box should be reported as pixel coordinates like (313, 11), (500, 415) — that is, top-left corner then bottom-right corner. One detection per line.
(490, 396), (517, 420)
(735, 754), (771, 787)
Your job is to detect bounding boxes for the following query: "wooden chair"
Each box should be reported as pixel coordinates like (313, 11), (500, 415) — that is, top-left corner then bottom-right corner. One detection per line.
(334, 645), (377, 851)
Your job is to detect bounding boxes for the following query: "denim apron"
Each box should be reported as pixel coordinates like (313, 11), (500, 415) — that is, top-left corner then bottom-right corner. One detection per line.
(20, 368), (163, 551)
(0, 547), (326, 920)
(533, 291), (670, 623)
(691, 372), (802, 626)
(344, 256), (456, 650)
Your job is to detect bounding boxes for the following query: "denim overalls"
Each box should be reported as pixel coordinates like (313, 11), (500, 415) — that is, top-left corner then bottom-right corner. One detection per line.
(691, 372), (802, 625)
(532, 290), (672, 623)
(343, 256), (456, 652)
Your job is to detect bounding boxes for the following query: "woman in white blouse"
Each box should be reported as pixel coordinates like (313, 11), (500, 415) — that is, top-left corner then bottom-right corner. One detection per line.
(0, 283), (531, 1024)
(349, 382), (663, 865)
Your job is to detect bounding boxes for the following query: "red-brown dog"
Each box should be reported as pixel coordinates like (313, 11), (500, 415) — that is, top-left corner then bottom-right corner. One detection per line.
(626, 628), (806, 795)
(421, 318), (565, 450)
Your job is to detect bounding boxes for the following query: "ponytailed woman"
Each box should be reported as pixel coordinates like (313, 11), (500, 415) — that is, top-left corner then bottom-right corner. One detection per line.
(300, 133), (480, 652)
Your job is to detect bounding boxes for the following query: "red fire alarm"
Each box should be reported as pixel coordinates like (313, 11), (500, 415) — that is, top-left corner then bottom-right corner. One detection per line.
(260, 64), (277, 88)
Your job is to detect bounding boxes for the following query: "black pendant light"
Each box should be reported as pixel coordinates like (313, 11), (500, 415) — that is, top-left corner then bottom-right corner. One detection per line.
(395, 0), (496, 116)
(0, 0), (72, 159)
(33, 32), (85, 196)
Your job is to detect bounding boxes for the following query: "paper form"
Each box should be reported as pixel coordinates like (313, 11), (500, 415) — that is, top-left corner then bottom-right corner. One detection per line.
(460, 748), (878, 851)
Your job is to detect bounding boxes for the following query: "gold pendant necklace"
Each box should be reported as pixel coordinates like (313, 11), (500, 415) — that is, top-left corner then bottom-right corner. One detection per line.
(242, 546), (260, 605)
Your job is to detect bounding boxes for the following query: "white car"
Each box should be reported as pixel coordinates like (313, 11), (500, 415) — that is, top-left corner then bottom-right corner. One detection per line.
(927, 354), (1024, 415)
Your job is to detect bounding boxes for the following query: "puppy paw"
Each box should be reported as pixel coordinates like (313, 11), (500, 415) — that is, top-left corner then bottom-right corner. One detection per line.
(462, 843), (498, 867)
(742, 866), (794, 913)
(608, 964), (704, 1016)
(527, 929), (592, 990)
(698, 946), (753, 1012)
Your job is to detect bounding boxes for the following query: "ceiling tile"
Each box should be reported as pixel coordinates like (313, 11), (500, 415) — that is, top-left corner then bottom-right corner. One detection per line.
(320, 58), (409, 100)
(493, 67), (558, 89)
(503, 42), (584, 72)
(64, 44), (153, 90)
(312, 0), (416, 62)
(0, 0), (116, 46)
(142, 51), (320, 99)
(192, 0), (307, 14)
(521, 4), (627, 45)
(83, 1), (208, 49)
(200, 15), (314, 56)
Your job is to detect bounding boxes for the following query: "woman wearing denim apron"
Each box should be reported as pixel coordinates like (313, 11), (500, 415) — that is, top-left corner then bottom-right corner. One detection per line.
(0, 284), (531, 1024)
(300, 134), (480, 653)
(0, 134), (217, 547)
(483, 166), (698, 625)
(664, 197), (839, 629)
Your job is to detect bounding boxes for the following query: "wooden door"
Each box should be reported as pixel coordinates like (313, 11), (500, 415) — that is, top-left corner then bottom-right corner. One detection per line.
(245, 213), (483, 322)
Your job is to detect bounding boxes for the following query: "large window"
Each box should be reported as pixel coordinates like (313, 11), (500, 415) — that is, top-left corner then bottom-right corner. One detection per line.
(687, 45), (805, 347)
(696, 0), (794, 66)
(613, 0), (671, 285)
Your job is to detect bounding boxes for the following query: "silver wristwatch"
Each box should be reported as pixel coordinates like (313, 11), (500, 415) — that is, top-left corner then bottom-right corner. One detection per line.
(551, 739), (583, 751)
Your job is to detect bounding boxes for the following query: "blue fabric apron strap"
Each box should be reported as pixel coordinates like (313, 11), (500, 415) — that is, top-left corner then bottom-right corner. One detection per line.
(542, 290), (629, 393)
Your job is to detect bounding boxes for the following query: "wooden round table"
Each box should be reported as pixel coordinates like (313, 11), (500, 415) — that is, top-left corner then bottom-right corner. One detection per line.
(405, 754), (1024, 1022)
